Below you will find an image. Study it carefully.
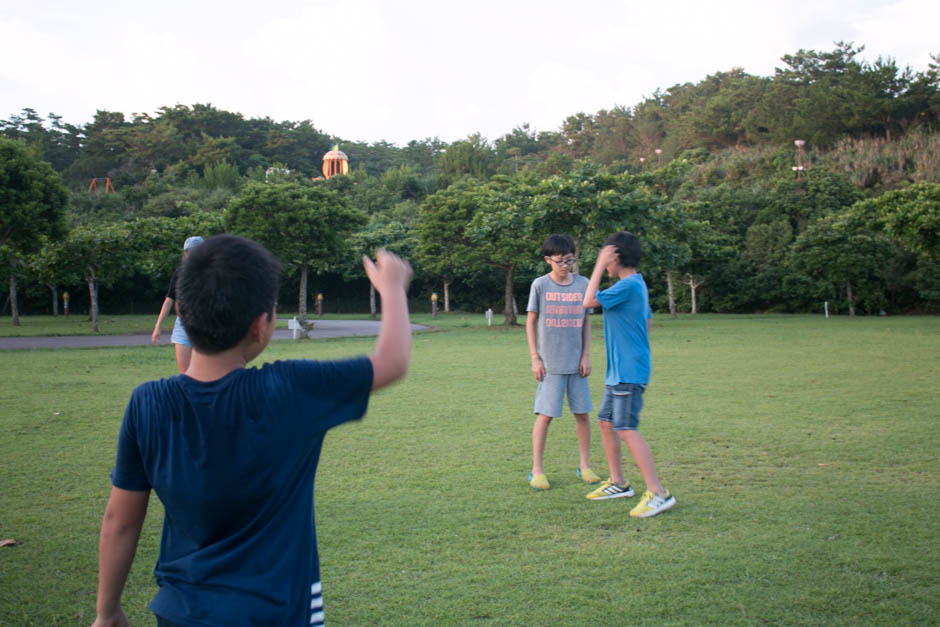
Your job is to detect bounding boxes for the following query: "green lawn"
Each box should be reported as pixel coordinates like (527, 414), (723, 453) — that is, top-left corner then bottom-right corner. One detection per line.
(1, 314), (937, 625)
(0, 312), (400, 337)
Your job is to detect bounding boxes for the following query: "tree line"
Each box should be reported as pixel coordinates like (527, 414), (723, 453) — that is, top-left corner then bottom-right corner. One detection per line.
(2, 43), (938, 325)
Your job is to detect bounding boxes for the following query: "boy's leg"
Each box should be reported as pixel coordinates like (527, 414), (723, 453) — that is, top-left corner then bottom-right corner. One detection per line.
(586, 385), (636, 499)
(531, 414), (552, 476)
(621, 430), (665, 496)
(174, 344), (192, 373)
(573, 413), (593, 472)
(170, 318), (193, 373)
(530, 374), (566, 489)
(568, 374), (598, 481)
(598, 419), (625, 485)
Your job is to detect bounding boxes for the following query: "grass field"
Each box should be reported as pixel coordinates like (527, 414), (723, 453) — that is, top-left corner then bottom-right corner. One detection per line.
(0, 312), (383, 337)
(0, 313), (937, 625)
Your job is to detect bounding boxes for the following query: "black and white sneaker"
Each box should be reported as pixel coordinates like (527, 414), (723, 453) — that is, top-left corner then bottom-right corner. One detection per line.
(586, 479), (635, 500)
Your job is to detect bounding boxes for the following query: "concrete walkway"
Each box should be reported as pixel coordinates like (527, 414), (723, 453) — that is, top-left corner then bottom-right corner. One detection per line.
(0, 319), (430, 350)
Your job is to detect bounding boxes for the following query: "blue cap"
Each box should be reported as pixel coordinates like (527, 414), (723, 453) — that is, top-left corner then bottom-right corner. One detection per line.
(183, 236), (204, 251)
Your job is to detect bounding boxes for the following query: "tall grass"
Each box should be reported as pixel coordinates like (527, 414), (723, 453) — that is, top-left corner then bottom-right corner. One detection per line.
(828, 127), (940, 188)
(0, 314), (937, 625)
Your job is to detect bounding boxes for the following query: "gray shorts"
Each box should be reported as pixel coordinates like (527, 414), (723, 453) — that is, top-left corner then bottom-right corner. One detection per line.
(597, 383), (646, 431)
(533, 373), (592, 418)
(170, 317), (191, 347)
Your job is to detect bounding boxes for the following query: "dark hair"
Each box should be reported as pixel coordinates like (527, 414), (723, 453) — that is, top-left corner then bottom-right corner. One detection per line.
(603, 231), (642, 268)
(177, 235), (282, 354)
(542, 233), (576, 257)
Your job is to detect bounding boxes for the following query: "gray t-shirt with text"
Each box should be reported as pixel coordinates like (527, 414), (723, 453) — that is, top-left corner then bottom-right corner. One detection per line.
(527, 273), (590, 374)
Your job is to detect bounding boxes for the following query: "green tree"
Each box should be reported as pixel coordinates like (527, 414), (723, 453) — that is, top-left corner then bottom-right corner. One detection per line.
(415, 178), (485, 312)
(531, 164), (658, 262)
(27, 235), (81, 316)
(743, 220), (794, 268)
(645, 200), (730, 318)
(346, 214), (417, 318)
(437, 134), (496, 188)
(227, 181), (365, 327)
(848, 182), (940, 259)
(54, 223), (135, 331)
(0, 138), (68, 324)
(843, 182), (940, 310)
(130, 213), (226, 283)
(789, 216), (895, 316)
(201, 160), (243, 191)
(466, 176), (541, 325)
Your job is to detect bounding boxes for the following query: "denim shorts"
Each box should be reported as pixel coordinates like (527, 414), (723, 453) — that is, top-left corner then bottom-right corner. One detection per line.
(533, 373), (593, 418)
(170, 317), (191, 347)
(597, 383), (646, 431)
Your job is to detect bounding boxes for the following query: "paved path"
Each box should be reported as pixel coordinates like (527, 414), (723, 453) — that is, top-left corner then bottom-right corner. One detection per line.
(0, 320), (430, 350)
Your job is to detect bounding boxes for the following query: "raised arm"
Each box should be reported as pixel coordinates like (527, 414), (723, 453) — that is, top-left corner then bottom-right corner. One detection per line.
(93, 487), (150, 627)
(583, 245), (618, 309)
(364, 250), (413, 390)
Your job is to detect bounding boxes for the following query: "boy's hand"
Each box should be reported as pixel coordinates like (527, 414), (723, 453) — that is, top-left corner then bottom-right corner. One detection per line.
(92, 606), (129, 627)
(579, 354), (591, 377)
(594, 245), (619, 270)
(363, 249), (413, 294)
(531, 355), (545, 382)
(150, 328), (160, 345)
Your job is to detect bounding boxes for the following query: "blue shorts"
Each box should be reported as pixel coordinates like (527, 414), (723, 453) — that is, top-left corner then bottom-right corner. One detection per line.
(597, 383), (646, 431)
(533, 373), (592, 418)
(170, 317), (191, 347)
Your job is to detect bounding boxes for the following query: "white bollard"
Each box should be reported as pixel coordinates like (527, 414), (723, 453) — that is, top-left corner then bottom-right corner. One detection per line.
(824, 301), (829, 318)
(485, 308), (493, 326)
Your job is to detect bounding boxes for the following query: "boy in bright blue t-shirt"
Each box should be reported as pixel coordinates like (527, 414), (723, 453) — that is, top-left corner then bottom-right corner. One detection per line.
(93, 236), (412, 626)
(582, 231), (676, 518)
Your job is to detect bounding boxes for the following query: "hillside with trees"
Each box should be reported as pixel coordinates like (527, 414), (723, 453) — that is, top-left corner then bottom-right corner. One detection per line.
(2, 43), (938, 324)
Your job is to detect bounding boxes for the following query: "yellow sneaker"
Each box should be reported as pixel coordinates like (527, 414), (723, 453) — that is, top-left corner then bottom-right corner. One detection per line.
(629, 489), (676, 517)
(586, 479), (634, 500)
(577, 467), (602, 484)
(528, 472), (550, 490)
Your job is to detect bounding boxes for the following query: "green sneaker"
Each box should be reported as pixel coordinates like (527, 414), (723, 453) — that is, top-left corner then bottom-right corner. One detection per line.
(577, 467), (602, 484)
(528, 472), (550, 490)
(630, 489), (676, 517)
(586, 479), (634, 500)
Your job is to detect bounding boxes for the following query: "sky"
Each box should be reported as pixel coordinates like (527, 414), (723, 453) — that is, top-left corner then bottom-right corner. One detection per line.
(1, 0), (937, 146)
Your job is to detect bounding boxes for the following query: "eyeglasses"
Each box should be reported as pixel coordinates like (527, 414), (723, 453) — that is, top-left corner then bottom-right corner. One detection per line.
(548, 256), (577, 266)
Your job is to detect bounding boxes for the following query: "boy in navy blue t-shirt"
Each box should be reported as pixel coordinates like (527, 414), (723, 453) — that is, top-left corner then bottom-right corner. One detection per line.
(582, 231), (676, 518)
(93, 236), (412, 626)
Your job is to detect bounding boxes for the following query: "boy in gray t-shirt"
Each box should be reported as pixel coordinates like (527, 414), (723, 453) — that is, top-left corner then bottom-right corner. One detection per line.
(525, 234), (600, 490)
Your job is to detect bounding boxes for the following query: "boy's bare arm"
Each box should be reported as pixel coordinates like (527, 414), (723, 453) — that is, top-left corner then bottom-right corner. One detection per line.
(94, 487), (150, 627)
(579, 313), (591, 377)
(583, 245), (617, 308)
(526, 311), (544, 381)
(151, 297), (174, 345)
(363, 250), (413, 390)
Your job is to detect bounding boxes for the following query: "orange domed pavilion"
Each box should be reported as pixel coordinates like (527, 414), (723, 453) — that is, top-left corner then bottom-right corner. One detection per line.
(322, 145), (349, 179)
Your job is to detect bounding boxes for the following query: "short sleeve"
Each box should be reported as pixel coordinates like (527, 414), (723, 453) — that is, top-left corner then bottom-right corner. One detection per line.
(274, 357), (374, 433)
(526, 278), (540, 313)
(166, 269), (179, 300)
(110, 394), (152, 491)
(596, 278), (631, 309)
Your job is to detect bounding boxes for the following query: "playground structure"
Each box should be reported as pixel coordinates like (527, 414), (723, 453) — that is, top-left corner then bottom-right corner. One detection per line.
(87, 177), (116, 192)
